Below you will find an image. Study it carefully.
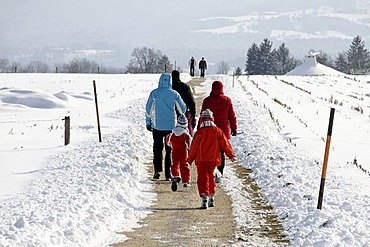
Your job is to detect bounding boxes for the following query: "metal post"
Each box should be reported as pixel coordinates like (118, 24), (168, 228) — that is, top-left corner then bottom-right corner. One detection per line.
(93, 80), (102, 142)
(317, 108), (335, 209)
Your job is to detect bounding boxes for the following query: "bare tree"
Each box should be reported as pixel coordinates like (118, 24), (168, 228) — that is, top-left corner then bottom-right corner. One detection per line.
(126, 47), (172, 73)
(0, 58), (10, 72)
(216, 61), (230, 74)
(58, 57), (99, 73)
(23, 60), (50, 73)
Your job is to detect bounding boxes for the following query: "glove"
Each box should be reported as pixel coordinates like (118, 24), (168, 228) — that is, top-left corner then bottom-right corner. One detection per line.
(191, 117), (196, 129)
(146, 125), (152, 131)
(231, 129), (237, 136)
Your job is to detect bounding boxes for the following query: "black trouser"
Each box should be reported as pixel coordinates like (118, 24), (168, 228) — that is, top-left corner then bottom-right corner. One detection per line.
(216, 150), (226, 175)
(152, 129), (172, 179)
(190, 67), (195, 76)
(200, 68), (205, 77)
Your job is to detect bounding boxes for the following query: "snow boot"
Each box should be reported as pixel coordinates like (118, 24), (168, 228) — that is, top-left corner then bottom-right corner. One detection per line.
(200, 193), (208, 209)
(183, 182), (191, 188)
(153, 172), (160, 179)
(171, 177), (181, 192)
(208, 194), (215, 207)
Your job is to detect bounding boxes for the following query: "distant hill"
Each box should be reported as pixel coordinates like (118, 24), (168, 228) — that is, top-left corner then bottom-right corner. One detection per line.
(1, 0), (369, 72)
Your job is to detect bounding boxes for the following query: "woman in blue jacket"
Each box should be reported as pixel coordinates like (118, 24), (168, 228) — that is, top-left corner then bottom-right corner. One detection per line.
(146, 73), (187, 180)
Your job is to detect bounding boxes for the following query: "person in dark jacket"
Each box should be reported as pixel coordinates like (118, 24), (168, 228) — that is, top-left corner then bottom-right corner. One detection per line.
(188, 56), (196, 76)
(171, 70), (196, 135)
(146, 73), (187, 180)
(199, 57), (207, 78)
(199, 80), (237, 182)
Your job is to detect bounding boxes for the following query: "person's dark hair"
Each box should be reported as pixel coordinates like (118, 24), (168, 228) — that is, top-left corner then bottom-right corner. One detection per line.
(171, 70), (180, 81)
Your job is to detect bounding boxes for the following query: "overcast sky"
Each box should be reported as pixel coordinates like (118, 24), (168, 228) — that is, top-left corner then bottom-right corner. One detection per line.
(1, 0), (369, 70)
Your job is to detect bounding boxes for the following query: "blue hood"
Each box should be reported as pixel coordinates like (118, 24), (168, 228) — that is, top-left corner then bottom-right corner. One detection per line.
(158, 73), (172, 88)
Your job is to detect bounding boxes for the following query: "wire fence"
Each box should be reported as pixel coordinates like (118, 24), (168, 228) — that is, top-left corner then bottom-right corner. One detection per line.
(0, 118), (64, 124)
(0, 116), (70, 146)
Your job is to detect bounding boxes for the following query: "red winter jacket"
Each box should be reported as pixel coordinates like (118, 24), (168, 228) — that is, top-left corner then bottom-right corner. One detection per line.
(188, 120), (235, 166)
(200, 81), (237, 139)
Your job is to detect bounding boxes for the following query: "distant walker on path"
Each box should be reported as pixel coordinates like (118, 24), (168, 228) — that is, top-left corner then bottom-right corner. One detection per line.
(199, 57), (207, 78)
(189, 56), (196, 77)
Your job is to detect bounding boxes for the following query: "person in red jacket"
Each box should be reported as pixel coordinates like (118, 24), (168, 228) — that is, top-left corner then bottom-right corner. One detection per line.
(199, 80), (237, 182)
(188, 109), (236, 209)
(166, 114), (192, 192)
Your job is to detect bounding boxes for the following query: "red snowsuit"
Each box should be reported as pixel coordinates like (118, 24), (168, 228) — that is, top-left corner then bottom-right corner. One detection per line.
(166, 126), (192, 183)
(188, 119), (235, 196)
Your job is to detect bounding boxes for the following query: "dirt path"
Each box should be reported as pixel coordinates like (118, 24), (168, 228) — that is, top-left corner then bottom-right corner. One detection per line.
(113, 77), (289, 246)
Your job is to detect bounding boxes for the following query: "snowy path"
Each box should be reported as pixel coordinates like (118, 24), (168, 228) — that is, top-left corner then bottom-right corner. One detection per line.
(113, 77), (288, 246)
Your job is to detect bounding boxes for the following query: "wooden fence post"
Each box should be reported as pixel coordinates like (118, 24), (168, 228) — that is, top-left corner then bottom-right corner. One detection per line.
(64, 116), (70, 145)
(317, 108), (335, 210)
(93, 80), (102, 142)
(232, 71), (235, 87)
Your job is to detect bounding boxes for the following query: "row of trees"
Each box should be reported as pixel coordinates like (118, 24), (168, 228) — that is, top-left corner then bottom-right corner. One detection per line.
(0, 57), (125, 74)
(331, 35), (369, 75)
(246, 39), (301, 75)
(0, 47), (172, 74)
(245, 35), (370, 75)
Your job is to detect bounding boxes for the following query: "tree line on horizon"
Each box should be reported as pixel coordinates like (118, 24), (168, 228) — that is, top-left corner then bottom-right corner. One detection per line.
(244, 35), (370, 75)
(0, 35), (369, 75)
(0, 47), (172, 74)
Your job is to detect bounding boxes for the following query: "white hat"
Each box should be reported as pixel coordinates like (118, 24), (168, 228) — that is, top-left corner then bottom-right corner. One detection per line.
(177, 114), (188, 128)
(200, 109), (213, 118)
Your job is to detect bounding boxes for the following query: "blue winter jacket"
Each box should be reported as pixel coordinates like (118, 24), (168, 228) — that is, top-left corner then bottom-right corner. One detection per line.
(146, 74), (187, 131)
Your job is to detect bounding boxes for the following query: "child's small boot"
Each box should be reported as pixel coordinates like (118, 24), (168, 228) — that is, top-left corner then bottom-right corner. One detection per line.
(171, 177), (181, 192)
(208, 194), (215, 207)
(200, 193), (208, 209)
(183, 181), (191, 188)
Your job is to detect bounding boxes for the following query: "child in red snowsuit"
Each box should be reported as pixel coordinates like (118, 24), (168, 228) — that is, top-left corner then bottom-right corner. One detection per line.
(188, 109), (236, 209)
(166, 114), (192, 192)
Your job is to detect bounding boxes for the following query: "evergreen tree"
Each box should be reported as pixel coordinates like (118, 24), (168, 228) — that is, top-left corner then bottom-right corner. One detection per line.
(259, 38), (274, 75)
(246, 39), (299, 75)
(315, 51), (334, 68)
(235, 67), (242, 75)
(273, 43), (298, 75)
(347, 35), (369, 74)
(245, 43), (261, 75)
(334, 52), (349, 74)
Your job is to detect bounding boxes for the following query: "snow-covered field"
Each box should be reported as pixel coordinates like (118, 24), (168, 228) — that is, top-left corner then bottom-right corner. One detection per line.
(1, 72), (370, 246)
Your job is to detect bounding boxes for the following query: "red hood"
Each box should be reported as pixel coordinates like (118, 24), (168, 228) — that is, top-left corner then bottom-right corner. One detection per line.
(211, 80), (224, 94)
